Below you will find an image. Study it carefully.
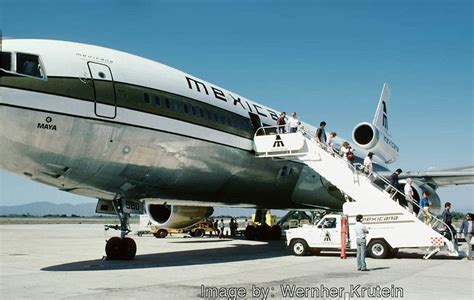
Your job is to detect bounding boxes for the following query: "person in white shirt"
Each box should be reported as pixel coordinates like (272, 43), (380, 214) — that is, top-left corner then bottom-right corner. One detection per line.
(287, 112), (301, 133)
(218, 219), (225, 239)
(363, 152), (374, 173)
(326, 132), (337, 155)
(363, 152), (375, 181)
(354, 214), (369, 271)
(340, 141), (354, 163)
(340, 141), (350, 159)
(404, 178), (415, 214)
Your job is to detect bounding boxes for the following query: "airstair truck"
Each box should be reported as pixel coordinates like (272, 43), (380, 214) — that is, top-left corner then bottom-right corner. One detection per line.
(253, 125), (459, 259)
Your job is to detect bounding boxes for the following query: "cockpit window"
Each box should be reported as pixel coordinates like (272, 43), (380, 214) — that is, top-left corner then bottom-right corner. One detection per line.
(17, 53), (43, 78)
(1, 52), (12, 71)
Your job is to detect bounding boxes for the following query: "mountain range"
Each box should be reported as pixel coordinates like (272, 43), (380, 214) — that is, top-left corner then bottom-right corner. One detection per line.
(0, 201), (97, 216)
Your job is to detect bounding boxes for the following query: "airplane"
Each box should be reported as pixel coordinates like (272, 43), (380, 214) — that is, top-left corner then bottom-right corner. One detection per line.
(1, 39), (473, 259)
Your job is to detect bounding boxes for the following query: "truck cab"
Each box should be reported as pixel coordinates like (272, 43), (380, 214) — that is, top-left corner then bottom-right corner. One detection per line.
(286, 214), (343, 256)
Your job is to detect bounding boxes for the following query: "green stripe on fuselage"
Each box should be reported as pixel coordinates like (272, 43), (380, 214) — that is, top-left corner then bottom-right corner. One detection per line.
(1, 75), (254, 139)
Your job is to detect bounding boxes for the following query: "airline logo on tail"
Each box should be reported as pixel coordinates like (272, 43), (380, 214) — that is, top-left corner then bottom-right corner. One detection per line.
(373, 83), (391, 134)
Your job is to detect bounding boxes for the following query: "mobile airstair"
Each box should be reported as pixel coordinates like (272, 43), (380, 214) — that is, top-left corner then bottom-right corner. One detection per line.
(253, 126), (459, 259)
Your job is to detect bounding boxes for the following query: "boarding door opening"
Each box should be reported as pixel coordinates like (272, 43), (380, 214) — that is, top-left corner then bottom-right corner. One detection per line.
(88, 62), (117, 119)
(249, 112), (263, 135)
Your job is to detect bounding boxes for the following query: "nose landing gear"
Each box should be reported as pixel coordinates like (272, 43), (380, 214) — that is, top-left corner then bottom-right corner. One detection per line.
(104, 198), (137, 260)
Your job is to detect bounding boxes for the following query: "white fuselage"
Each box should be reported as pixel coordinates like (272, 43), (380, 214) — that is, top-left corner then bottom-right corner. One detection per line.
(0, 39), (385, 210)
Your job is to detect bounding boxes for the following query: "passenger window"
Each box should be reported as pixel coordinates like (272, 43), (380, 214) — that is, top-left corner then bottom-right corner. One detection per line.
(1, 52), (11, 71)
(16, 53), (43, 78)
(192, 106), (197, 116)
(184, 104), (189, 113)
(220, 115), (226, 124)
(144, 93), (151, 104)
(200, 108), (205, 118)
(154, 96), (161, 107)
(173, 100), (180, 112)
(165, 98), (171, 108)
(227, 118), (232, 126)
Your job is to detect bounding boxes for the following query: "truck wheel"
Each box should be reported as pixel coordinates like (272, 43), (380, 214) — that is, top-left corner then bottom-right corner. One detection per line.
(195, 229), (205, 238)
(290, 239), (309, 256)
(153, 229), (168, 238)
(367, 239), (390, 259)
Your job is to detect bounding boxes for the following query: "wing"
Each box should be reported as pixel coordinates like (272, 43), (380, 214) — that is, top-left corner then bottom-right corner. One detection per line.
(379, 165), (474, 187)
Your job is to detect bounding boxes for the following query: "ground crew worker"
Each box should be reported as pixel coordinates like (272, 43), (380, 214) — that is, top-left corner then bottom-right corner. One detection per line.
(355, 214), (369, 271)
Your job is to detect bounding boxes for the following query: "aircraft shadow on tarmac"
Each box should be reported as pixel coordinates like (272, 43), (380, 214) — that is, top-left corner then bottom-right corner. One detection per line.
(41, 241), (461, 272)
(168, 239), (232, 244)
(41, 241), (289, 272)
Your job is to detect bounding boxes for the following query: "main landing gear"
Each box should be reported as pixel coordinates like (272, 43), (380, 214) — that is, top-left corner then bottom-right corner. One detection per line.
(244, 209), (281, 241)
(104, 198), (137, 260)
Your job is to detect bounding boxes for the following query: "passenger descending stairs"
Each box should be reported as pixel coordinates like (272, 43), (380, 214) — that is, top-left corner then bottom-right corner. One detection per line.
(253, 127), (459, 259)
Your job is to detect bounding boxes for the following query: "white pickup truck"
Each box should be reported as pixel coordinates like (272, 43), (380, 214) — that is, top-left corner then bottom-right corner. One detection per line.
(285, 202), (457, 259)
(285, 213), (396, 259)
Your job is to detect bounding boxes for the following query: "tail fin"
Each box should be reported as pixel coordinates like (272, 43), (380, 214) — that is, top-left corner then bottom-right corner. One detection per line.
(372, 82), (391, 135)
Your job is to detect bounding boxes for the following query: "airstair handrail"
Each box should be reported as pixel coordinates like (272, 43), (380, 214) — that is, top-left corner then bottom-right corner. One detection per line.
(363, 166), (455, 240)
(254, 125), (286, 137)
(300, 129), (358, 173)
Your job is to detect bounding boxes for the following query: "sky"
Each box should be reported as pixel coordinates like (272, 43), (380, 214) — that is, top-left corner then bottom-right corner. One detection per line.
(1, 0), (473, 213)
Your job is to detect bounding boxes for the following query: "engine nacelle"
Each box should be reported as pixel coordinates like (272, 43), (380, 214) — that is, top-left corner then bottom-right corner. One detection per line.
(145, 202), (214, 229)
(352, 122), (399, 164)
(400, 180), (441, 215)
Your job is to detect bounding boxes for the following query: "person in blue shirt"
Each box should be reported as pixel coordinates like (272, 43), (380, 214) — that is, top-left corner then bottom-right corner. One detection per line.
(418, 191), (432, 225)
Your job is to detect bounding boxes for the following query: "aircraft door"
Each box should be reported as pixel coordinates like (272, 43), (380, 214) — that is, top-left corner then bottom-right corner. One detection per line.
(88, 62), (117, 119)
(249, 112), (263, 135)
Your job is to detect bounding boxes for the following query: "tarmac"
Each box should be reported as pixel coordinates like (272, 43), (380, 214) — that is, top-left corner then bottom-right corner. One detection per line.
(0, 224), (473, 299)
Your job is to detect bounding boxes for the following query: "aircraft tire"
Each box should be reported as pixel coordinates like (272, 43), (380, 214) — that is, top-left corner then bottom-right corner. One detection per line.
(153, 229), (168, 238)
(244, 225), (257, 240)
(119, 237), (137, 260)
(194, 229), (205, 238)
(105, 237), (122, 260)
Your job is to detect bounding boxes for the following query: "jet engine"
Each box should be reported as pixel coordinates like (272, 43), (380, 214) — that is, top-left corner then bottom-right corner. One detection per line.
(400, 180), (441, 215)
(145, 202), (214, 229)
(352, 122), (399, 164)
